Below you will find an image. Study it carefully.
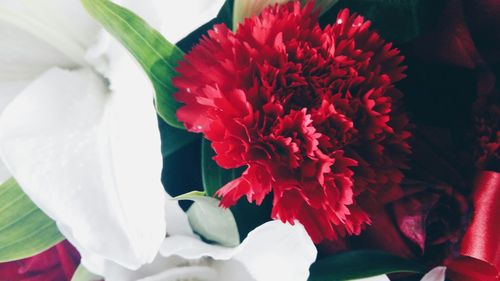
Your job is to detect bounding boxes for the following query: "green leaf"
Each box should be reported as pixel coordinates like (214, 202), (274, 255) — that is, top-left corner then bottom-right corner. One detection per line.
(175, 191), (240, 247)
(71, 265), (101, 281)
(81, 0), (185, 129)
(159, 118), (198, 158)
(201, 139), (240, 196)
(0, 178), (64, 262)
(326, 0), (444, 43)
(309, 250), (424, 281)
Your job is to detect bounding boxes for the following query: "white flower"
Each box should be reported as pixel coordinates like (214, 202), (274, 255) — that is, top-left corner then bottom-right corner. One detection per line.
(97, 199), (318, 281)
(0, 0), (224, 275)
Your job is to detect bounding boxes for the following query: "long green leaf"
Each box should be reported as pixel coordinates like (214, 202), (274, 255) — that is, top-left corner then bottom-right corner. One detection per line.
(175, 191), (240, 247)
(0, 178), (64, 262)
(309, 250), (424, 281)
(81, 0), (185, 129)
(201, 139), (240, 196)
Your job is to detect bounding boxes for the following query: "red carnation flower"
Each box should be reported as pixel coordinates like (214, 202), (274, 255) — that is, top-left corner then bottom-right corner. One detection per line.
(174, 2), (411, 243)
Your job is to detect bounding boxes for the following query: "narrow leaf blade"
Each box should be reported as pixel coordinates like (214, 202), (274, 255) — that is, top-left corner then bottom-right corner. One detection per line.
(81, 0), (185, 128)
(0, 178), (64, 262)
(309, 250), (424, 281)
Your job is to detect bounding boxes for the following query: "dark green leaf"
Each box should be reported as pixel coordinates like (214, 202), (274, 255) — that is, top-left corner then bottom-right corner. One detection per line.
(302, 0), (340, 15)
(220, 0), (234, 29)
(174, 191), (240, 247)
(0, 178), (64, 262)
(201, 139), (239, 196)
(322, 0), (445, 43)
(309, 250), (424, 281)
(159, 118), (197, 158)
(81, 0), (185, 128)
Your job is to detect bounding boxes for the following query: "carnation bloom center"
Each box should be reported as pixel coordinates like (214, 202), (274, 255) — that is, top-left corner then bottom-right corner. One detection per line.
(174, 2), (411, 242)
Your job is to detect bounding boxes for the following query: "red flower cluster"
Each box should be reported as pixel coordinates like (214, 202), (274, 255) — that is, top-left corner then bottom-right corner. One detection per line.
(174, 2), (411, 242)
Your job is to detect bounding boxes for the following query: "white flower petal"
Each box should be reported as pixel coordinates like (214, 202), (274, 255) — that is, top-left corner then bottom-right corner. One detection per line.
(161, 221), (316, 281)
(160, 235), (236, 261)
(0, 80), (29, 111)
(0, 0), (99, 68)
(421, 267), (446, 281)
(0, 20), (73, 80)
(97, 254), (190, 281)
(233, 221), (317, 281)
(0, 162), (10, 184)
(165, 198), (194, 237)
(0, 66), (166, 273)
(214, 260), (256, 281)
(137, 266), (219, 281)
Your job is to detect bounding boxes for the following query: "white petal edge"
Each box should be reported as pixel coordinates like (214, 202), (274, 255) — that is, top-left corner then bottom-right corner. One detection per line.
(160, 235), (236, 261)
(164, 197), (194, 237)
(421, 266), (446, 281)
(93, 199), (204, 281)
(0, 18), (74, 81)
(0, 80), (28, 183)
(233, 221), (317, 281)
(160, 221), (317, 281)
(0, 66), (165, 273)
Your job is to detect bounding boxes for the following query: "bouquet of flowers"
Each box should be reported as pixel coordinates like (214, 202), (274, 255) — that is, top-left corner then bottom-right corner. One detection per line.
(0, 0), (498, 280)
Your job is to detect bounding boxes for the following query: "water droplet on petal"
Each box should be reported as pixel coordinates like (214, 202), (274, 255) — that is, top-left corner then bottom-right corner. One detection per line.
(337, 19), (343, 24)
